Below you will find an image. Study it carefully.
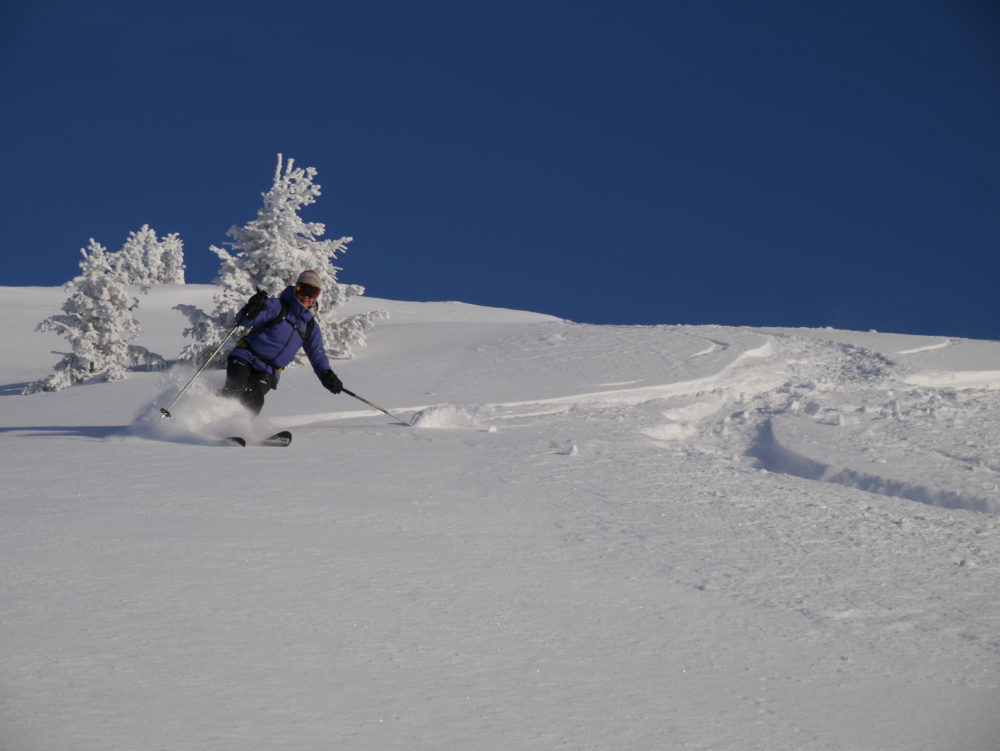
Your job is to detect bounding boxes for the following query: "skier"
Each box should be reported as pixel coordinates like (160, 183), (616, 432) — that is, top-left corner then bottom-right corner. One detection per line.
(220, 269), (343, 415)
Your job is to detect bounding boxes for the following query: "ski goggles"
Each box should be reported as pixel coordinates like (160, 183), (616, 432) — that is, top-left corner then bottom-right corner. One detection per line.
(295, 283), (321, 300)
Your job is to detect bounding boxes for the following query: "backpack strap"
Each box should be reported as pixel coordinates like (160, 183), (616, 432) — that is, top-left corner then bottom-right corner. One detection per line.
(290, 314), (315, 343)
(300, 317), (316, 342)
(249, 299), (290, 337)
(256, 299), (315, 342)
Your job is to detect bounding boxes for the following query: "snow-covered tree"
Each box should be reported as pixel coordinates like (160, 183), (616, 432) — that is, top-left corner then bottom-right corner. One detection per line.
(114, 224), (186, 287)
(25, 239), (157, 393)
(158, 232), (185, 284)
(177, 154), (384, 364)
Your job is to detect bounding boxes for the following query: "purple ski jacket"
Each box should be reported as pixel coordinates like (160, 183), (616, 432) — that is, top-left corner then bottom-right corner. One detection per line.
(230, 286), (331, 384)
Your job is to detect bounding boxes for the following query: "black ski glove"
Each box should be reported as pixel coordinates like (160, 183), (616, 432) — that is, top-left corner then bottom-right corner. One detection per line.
(321, 369), (343, 394)
(243, 289), (268, 318)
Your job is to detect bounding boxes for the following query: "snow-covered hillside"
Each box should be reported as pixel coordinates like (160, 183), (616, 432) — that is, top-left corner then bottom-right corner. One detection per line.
(2, 285), (998, 751)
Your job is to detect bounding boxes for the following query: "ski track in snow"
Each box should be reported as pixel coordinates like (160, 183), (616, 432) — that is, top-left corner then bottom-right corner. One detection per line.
(290, 326), (1000, 517)
(896, 338), (956, 355)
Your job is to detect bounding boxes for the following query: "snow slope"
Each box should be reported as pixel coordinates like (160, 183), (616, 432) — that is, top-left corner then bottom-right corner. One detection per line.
(1, 285), (998, 751)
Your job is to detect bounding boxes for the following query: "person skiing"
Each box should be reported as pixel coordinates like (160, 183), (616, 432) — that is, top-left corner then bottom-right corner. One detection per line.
(220, 269), (343, 415)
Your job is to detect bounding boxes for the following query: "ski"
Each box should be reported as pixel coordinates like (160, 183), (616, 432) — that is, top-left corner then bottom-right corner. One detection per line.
(261, 430), (292, 447)
(222, 430), (292, 447)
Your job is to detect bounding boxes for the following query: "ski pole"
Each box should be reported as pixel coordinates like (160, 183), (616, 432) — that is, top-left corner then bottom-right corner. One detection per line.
(160, 323), (242, 418)
(342, 388), (409, 424)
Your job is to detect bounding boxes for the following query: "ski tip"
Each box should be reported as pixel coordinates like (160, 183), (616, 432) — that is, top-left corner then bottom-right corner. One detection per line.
(263, 430), (292, 447)
(224, 437), (247, 447)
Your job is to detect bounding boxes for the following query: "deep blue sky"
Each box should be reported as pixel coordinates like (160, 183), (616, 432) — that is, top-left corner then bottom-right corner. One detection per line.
(2, 1), (998, 338)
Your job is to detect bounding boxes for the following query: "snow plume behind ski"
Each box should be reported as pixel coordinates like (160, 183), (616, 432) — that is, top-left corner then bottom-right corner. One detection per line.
(409, 404), (491, 429)
(130, 364), (287, 446)
(2, 284), (999, 751)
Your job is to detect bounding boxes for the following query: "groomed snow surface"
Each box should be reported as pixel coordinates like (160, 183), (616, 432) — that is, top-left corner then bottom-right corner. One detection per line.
(2, 285), (998, 750)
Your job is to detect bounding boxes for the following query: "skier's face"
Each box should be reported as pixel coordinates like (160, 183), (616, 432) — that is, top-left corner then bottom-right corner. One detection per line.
(295, 283), (320, 308)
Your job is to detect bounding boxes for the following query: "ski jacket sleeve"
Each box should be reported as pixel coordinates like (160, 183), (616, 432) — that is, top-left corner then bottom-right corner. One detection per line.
(302, 320), (332, 378)
(236, 297), (281, 328)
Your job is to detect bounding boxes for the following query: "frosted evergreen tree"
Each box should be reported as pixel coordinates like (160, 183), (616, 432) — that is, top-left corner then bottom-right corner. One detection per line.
(158, 231), (185, 284)
(177, 154), (384, 364)
(114, 224), (186, 287)
(25, 239), (157, 393)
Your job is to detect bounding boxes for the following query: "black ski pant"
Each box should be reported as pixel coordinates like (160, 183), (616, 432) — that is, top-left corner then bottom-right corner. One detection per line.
(220, 356), (274, 416)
